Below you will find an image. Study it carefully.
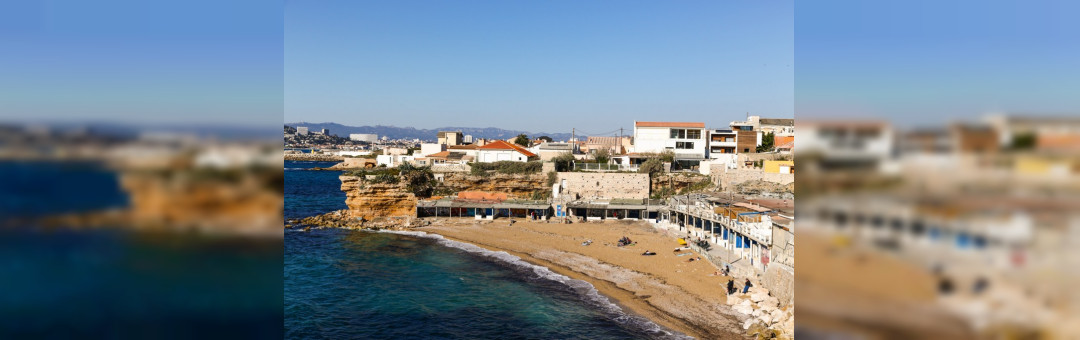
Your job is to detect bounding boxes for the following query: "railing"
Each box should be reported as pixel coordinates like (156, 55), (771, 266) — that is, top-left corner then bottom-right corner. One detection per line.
(573, 163), (639, 172)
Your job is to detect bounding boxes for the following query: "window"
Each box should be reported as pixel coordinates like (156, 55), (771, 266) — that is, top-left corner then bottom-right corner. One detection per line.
(670, 129), (701, 139)
(676, 142), (694, 149)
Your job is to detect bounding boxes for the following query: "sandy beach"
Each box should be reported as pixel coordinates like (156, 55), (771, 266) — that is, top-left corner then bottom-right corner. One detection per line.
(418, 218), (754, 339)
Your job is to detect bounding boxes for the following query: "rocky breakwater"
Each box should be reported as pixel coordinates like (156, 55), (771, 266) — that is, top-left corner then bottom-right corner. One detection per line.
(284, 153), (344, 162)
(439, 172), (548, 198)
(725, 285), (795, 339)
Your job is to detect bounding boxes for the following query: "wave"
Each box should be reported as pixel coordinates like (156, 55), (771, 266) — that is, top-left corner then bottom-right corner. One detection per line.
(380, 230), (695, 340)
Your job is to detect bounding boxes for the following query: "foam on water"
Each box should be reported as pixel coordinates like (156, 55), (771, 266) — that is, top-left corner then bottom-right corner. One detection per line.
(381, 230), (695, 340)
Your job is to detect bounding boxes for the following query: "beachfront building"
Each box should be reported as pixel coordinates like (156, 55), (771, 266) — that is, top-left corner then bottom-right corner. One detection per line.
(416, 191), (552, 220)
(631, 121), (707, 169)
(661, 194), (793, 276)
(476, 140), (537, 162)
(797, 120), (895, 173)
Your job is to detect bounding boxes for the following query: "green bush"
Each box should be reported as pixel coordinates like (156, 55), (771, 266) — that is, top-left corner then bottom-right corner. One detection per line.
(638, 159), (664, 177)
(552, 153), (576, 172)
(545, 171), (557, 186)
(470, 161), (542, 175)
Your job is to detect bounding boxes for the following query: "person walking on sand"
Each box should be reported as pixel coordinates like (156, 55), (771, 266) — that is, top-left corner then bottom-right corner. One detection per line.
(742, 279), (753, 294)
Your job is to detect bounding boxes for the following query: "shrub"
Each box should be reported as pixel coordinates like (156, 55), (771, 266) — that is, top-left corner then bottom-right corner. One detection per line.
(552, 153), (575, 172)
(470, 161), (542, 175)
(639, 159), (664, 177)
(545, 171), (557, 186)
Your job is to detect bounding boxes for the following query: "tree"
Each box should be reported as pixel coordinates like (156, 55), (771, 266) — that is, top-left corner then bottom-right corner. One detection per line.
(552, 152), (576, 172)
(594, 149), (611, 164)
(1010, 132), (1036, 150)
(513, 134), (530, 147)
(756, 132), (775, 153)
(537, 136), (553, 143)
(659, 150), (675, 163)
(638, 158), (664, 177)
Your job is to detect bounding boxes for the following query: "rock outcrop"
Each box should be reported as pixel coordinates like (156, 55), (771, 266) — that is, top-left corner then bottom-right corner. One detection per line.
(340, 175), (417, 220)
(438, 172), (548, 198)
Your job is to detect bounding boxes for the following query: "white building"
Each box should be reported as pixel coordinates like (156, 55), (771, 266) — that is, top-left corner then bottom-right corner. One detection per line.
(296, 127), (309, 135)
(349, 133), (378, 143)
(631, 121), (707, 166)
(476, 140), (537, 162)
(376, 154), (415, 167)
(418, 143), (447, 157)
(706, 129), (738, 158)
(798, 120), (896, 173)
(463, 135), (474, 144)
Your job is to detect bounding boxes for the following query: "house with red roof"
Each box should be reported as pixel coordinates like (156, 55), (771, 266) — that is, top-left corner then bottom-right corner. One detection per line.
(476, 140), (538, 162)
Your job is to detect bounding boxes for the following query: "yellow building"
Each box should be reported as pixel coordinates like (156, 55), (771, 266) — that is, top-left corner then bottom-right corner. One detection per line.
(764, 160), (795, 174)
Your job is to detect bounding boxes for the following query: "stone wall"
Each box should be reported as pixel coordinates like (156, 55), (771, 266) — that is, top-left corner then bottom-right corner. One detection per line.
(556, 172), (650, 200)
(764, 226), (795, 305)
(713, 167), (794, 190)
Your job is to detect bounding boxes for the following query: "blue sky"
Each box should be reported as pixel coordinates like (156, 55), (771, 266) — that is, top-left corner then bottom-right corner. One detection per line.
(798, 0), (1080, 127)
(0, 0), (282, 129)
(286, 1), (794, 132)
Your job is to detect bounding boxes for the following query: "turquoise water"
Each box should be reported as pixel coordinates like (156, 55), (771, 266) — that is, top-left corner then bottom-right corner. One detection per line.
(285, 161), (687, 339)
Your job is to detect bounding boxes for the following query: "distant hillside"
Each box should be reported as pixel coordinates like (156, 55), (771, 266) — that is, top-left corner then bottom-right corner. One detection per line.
(285, 122), (574, 142)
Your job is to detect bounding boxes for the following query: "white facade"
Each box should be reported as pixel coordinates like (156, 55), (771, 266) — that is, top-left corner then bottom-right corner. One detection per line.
(632, 122), (707, 160)
(477, 149), (530, 162)
(376, 154), (415, 167)
(296, 127), (309, 135)
(349, 133), (378, 142)
(419, 143), (447, 157)
(798, 122), (894, 160)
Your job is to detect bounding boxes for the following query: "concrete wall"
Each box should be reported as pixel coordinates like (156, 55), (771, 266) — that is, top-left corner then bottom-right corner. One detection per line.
(761, 224), (794, 305)
(763, 160), (795, 174)
(556, 172), (650, 200)
(478, 149), (529, 162)
(713, 167), (795, 189)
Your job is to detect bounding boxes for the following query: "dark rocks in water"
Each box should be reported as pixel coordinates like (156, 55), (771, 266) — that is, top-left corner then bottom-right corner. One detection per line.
(302, 226), (311, 232)
(297, 209), (429, 231)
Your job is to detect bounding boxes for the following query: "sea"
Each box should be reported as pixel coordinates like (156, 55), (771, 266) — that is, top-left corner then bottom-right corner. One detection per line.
(285, 160), (690, 339)
(0, 160), (282, 339)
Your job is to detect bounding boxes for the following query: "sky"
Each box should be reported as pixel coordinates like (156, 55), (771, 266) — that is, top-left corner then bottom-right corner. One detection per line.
(0, 0), (282, 130)
(285, 0), (794, 133)
(797, 0), (1080, 127)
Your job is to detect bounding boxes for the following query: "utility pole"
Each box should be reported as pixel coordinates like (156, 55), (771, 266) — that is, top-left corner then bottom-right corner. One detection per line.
(572, 128), (576, 153)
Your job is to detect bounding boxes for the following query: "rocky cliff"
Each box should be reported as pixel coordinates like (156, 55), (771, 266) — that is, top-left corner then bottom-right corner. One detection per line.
(338, 172), (549, 222)
(438, 172), (548, 198)
(340, 175), (417, 220)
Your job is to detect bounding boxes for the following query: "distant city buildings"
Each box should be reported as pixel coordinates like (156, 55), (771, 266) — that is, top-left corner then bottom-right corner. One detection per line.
(296, 127), (309, 135)
(349, 133), (378, 143)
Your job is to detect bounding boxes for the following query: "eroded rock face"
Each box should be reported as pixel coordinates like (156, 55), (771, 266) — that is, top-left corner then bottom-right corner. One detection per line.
(340, 175), (417, 220)
(439, 173), (547, 198)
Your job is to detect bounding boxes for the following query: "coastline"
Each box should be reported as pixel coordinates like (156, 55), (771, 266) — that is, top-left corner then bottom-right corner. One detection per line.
(413, 218), (756, 339)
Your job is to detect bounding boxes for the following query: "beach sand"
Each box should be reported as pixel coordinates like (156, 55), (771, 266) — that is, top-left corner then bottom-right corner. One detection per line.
(419, 218), (751, 339)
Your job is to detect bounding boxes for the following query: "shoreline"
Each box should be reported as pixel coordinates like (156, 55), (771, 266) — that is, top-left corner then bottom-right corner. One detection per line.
(414, 218), (761, 339)
(427, 231), (708, 339)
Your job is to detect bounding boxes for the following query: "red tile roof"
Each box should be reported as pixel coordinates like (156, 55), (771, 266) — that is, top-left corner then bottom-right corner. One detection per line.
(477, 140), (537, 157)
(427, 151), (452, 158)
(775, 136), (794, 147)
(448, 144), (479, 150)
(635, 121), (705, 128)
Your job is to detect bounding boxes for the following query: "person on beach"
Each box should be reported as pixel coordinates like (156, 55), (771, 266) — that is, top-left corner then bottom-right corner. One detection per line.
(743, 279), (753, 294)
(726, 279), (735, 295)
